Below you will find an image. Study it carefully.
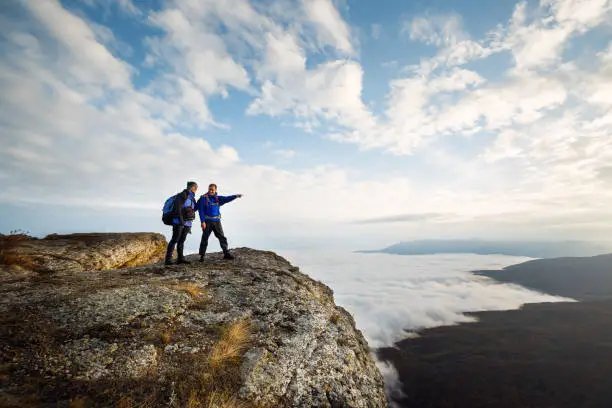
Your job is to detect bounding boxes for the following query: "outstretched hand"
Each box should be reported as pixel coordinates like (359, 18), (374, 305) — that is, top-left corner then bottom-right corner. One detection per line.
(237, 194), (243, 198)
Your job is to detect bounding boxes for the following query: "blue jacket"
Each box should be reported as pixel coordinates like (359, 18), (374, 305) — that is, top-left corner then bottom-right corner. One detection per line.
(173, 190), (196, 227)
(197, 194), (238, 222)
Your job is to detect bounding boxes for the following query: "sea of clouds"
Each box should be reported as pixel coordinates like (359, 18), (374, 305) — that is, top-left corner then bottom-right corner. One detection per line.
(279, 250), (572, 348)
(277, 249), (572, 403)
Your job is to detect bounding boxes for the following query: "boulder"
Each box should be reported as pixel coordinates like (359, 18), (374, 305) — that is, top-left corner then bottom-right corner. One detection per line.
(0, 233), (167, 273)
(0, 247), (387, 407)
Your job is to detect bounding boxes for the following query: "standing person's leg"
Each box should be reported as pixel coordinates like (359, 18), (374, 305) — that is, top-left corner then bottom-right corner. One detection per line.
(211, 221), (232, 259)
(165, 225), (183, 265)
(177, 226), (191, 264)
(199, 223), (214, 261)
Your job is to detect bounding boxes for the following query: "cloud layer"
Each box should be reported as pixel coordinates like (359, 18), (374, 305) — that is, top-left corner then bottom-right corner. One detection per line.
(281, 249), (571, 403)
(282, 250), (570, 347)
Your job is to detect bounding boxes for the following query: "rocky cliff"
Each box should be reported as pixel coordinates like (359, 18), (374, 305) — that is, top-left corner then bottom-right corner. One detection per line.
(0, 234), (387, 407)
(0, 233), (167, 273)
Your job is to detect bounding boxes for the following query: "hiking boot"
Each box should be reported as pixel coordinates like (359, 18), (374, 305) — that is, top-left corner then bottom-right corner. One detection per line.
(177, 258), (191, 265)
(164, 259), (174, 266)
(223, 252), (234, 260)
(199, 255), (205, 262)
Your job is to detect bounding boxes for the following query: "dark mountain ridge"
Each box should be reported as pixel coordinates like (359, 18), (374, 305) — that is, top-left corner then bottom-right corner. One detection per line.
(359, 239), (612, 258)
(474, 253), (612, 300)
(378, 299), (612, 408)
(378, 252), (612, 407)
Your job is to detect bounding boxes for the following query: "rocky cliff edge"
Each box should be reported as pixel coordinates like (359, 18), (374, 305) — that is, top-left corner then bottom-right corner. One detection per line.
(0, 233), (387, 407)
(0, 233), (167, 273)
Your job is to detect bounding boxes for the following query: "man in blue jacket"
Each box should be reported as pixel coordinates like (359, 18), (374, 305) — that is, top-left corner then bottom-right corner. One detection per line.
(197, 183), (242, 261)
(165, 181), (198, 266)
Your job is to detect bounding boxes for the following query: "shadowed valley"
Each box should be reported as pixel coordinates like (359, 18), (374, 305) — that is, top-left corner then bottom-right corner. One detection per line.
(379, 252), (612, 408)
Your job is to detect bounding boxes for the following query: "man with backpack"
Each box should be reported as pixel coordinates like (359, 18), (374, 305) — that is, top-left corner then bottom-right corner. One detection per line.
(197, 183), (242, 261)
(164, 181), (198, 266)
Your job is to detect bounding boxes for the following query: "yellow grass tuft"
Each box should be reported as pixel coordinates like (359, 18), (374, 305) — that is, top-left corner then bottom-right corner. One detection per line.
(208, 319), (252, 371)
(206, 391), (248, 408)
(165, 318), (253, 407)
(187, 390), (202, 408)
(160, 329), (173, 345)
(0, 252), (38, 271)
(170, 281), (205, 298)
(329, 312), (340, 324)
(68, 397), (88, 408)
(116, 396), (135, 408)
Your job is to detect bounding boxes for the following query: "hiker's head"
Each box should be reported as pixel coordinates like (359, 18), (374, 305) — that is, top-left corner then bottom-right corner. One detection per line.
(208, 184), (217, 195)
(187, 181), (198, 193)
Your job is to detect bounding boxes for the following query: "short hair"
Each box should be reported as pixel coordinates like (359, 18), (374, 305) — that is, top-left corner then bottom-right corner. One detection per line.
(208, 183), (217, 189)
(187, 181), (198, 189)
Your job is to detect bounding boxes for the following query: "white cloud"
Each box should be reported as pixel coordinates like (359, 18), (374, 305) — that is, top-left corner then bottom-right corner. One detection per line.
(581, 42), (612, 105)
(279, 249), (574, 404)
(2, 0), (612, 246)
(543, 0), (612, 28)
(247, 30), (373, 132)
(148, 7), (251, 95)
(24, 0), (132, 90)
(141, 0), (361, 131)
(509, 25), (572, 70)
(249, 59), (368, 120)
(405, 13), (467, 47)
(0, 3), (418, 238)
(0, 2), (240, 208)
(174, 77), (215, 124)
(301, 0), (354, 54)
(116, 0), (142, 16)
(504, 0), (612, 70)
(282, 250), (571, 348)
(329, 68), (487, 153)
(80, 0), (142, 16)
(89, 21), (133, 57)
(321, 0), (612, 237)
(441, 74), (567, 132)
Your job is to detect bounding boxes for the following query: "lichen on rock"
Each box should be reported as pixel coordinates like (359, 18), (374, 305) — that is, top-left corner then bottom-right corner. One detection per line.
(0, 244), (387, 407)
(0, 232), (167, 273)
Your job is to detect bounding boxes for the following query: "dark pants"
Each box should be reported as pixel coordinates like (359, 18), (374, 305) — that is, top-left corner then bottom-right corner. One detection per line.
(166, 225), (191, 261)
(199, 221), (229, 255)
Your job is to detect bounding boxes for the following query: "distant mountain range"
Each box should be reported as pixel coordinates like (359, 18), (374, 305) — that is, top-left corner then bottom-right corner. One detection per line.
(358, 239), (612, 258)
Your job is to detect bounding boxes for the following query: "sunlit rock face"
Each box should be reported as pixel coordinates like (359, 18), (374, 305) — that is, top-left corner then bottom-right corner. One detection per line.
(0, 232), (167, 273)
(0, 242), (387, 408)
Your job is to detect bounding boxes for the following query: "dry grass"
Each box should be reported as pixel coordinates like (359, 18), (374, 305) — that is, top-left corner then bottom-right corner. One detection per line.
(205, 391), (249, 408)
(173, 318), (253, 408)
(0, 252), (38, 271)
(0, 234), (38, 271)
(68, 396), (88, 408)
(169, 281), (206, 298)
(187, 390), (201, 408)
(160, 329), (173, 345)
(208, 319), (252, 371)
(0, 279), (252, 407)
(329, 312), (340, 324)
(166, 280), (210, 311)
(116, 396), (135, 408)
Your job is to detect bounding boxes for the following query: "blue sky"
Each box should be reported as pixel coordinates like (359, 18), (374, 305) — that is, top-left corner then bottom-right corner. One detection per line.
(1, 0), (611, 250)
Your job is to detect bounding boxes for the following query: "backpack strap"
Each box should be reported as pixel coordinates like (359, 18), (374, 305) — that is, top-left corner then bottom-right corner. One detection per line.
(205, 194), (219, 206)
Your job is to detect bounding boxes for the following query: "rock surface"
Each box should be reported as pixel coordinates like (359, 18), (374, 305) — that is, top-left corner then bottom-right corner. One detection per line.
(0, 247), (387, 407)
(0, 233), (167, 273)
